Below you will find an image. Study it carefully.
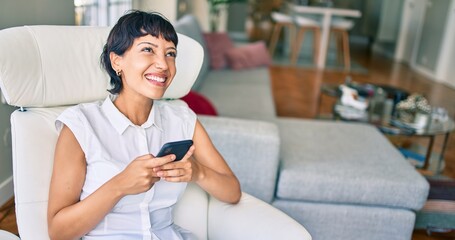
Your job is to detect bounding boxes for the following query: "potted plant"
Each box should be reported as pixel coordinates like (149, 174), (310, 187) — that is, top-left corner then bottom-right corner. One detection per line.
(207, 0), (247, 32)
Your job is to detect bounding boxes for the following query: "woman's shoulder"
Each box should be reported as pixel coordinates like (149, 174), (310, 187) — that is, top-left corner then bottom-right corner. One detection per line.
(156, 100), (195, 116)
(59, 99), (104, 119)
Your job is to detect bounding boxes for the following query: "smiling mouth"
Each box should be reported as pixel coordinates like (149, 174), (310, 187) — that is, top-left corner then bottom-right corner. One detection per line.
(145, 74), (166, 83)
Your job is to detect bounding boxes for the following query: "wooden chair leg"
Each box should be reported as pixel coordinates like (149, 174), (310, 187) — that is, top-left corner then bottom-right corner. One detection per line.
(268, 24), (282, 57)
(291, 28), (306, 65)
(342, 30), (351, 71)
(288, 25), (296, 59)
(313, 28), (321, 66)
(336, 31), (343, 64)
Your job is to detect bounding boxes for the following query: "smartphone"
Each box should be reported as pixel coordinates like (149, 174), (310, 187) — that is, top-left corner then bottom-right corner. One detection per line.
(156, 139), (193, 161)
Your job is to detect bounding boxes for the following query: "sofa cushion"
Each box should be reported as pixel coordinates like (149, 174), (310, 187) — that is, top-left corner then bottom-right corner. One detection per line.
(174, 15), (210, 91)
(181, 91), (218, 116)
(198, 68), (276, 121)
(225, 41), (272, 70)
(273, 200), (416, 240)
(276, 118), (429, 210)
(203, 32), (234, 70)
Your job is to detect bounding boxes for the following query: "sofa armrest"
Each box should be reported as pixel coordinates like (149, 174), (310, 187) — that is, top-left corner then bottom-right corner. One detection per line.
(199, 116), (280, 203)
(208, 192), (312, 240)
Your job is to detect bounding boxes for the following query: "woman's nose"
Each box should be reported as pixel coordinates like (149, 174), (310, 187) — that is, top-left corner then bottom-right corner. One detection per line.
(154, 55), (168, 70)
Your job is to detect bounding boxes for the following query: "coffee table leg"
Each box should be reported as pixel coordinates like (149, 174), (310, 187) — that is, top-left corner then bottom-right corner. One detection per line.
(423, 136), (435, 170)
(435, 132), (451, 175)
(316, 91), (322, 117)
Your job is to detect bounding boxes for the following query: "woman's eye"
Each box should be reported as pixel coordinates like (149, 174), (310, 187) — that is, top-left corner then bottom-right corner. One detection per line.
(166, 52), (177, 57)
(142, 47), (153, 53)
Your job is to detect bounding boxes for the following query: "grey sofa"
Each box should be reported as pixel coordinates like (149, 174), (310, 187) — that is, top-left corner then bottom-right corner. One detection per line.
(175, 15), (430, 240)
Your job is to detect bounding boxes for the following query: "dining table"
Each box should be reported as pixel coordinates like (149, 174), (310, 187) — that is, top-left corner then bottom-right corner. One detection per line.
(288, 4), (361, 69)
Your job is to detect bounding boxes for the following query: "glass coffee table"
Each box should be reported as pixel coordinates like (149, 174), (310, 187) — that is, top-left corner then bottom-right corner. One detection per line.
(325, 83), (455, 174)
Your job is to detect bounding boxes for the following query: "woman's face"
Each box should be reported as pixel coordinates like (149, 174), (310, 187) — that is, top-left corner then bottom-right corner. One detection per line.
(114, 34), (177, 100)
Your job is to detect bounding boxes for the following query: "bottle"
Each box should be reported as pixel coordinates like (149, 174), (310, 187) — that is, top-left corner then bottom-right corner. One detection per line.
(381, 99), (394, 125)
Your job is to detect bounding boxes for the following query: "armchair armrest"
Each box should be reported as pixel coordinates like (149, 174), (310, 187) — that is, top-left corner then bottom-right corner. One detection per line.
(208, 192), (312, 240)
(0, 230), (20, 240)
(199, 116), (280, 203)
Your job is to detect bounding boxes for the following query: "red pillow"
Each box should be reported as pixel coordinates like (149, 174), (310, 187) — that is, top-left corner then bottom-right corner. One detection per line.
(225, 41), (272, 70)
(181, 91), (218, 116)
(203, 32), (234, 70)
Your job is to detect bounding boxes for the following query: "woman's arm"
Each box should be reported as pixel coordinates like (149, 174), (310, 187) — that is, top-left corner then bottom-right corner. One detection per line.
(47, 125), (120, 239)
(47, 125), (175, 239)
(157, 120), (241, 204)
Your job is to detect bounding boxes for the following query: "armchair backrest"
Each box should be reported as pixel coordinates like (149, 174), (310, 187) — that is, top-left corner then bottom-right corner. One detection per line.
(0, 26), (202, 107)
(0, 25), (204, 239)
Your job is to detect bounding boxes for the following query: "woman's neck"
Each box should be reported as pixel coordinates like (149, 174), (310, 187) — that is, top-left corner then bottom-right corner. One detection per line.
(113, 93), (153, 126)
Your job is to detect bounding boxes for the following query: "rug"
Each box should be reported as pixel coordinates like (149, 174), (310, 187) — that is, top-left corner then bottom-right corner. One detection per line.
(272, 51), (368, 73)
(415, 176), (455, 237)
(271, 44), (368, 73)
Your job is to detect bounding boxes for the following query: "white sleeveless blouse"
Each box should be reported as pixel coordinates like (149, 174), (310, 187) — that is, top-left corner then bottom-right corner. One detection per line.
(56, 95), (197, 240)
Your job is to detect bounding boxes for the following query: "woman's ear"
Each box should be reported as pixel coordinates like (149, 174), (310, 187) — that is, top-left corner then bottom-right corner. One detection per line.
(110, 52), (122, 72)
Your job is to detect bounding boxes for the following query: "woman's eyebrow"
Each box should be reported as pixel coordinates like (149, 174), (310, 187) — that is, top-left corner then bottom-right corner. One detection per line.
(138, 42), (157, 47)
(138, 42), (176, 51)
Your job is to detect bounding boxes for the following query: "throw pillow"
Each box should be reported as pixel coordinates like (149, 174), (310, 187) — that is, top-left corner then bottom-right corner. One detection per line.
(225, 41), (272, 70)
(203, 32), (234, 70)
(181, 91), (218, 116)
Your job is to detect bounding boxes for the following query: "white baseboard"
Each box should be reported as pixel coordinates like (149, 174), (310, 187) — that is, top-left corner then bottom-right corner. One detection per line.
(0, 176), (14, 206)
(412, 64), (442, 83)
(372, 42), (395, 59)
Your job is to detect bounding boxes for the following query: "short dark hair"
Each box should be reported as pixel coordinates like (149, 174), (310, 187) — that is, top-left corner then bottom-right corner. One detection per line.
(101, 10), (178, 94)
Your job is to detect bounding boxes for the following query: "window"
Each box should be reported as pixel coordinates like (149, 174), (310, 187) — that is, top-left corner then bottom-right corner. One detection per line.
(75, 0), (132, 26)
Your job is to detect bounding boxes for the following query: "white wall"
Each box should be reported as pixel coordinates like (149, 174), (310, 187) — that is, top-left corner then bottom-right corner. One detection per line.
(0, 103), (15, 206)
(395, 0), (426, 62)
(440, 0), (455, 88)
(448, 34), (455, 88)
(189, 0), (210, 31)
(132, 0), (178, 22)
(0, 0), (75, 29)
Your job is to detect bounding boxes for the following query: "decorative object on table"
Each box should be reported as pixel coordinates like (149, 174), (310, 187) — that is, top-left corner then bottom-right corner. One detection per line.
(367, 87), (387, 123)
(431, 107), (449, 122)
(339, 84), (368, 110)
(395, 94), (432, 129)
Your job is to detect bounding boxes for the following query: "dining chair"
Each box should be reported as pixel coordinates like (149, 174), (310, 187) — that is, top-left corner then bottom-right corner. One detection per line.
(268, 12), (296, 57)
(290, 15), (321, 65)
(330, 17), (354, 70)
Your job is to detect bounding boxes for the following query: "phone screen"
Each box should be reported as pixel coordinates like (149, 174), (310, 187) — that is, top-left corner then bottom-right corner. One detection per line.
(156, 139), (193, 161)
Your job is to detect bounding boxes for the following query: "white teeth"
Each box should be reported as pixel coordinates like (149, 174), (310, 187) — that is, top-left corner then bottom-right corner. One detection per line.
(146, 75), (165, 83)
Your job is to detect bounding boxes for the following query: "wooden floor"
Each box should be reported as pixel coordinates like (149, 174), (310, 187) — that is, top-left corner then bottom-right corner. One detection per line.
(1, 43), (455, 239)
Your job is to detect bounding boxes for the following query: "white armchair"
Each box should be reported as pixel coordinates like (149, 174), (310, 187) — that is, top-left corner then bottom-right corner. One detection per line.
(0, 25), (311, 240)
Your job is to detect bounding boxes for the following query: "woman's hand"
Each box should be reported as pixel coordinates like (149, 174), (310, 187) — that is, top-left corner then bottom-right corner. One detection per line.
(154, 146), (199, 182)
(112, 153), (177, 196)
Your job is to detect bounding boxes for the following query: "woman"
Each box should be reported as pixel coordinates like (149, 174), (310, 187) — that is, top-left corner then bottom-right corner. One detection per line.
(47, 10), (241, 240)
